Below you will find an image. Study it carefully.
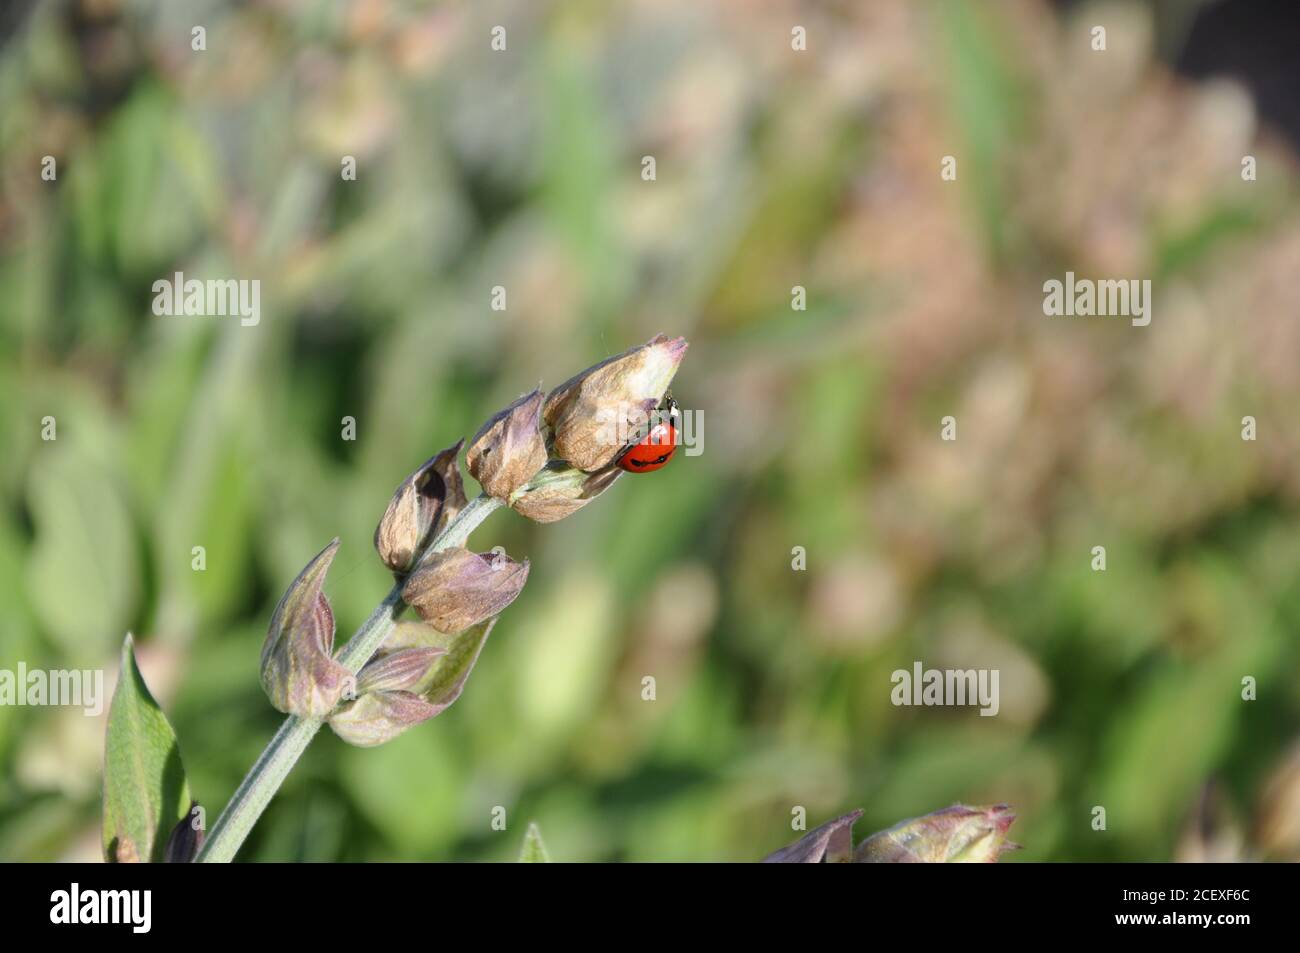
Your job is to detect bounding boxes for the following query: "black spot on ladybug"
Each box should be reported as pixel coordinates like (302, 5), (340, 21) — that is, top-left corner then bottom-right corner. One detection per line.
(627, 454), (669, 468)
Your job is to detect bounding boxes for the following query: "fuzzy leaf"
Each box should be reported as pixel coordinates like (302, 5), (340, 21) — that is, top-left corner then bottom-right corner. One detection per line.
(102, 635), (191, 863)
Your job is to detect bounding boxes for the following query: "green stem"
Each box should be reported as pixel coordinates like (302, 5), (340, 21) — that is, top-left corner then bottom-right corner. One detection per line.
(195, 493), (503, 862)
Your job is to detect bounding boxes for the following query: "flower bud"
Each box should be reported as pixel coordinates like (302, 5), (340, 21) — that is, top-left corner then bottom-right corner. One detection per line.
(507, 460), (622, 524)
(467, 389), (547, 501)
(374, 441), (467, 573)
(327, 690), (441, 748)
(763, 809), (863, 863)
(401, 547), (529, 634)
(260, 539), (352, 718)
(328, 619), (496, 747)
(853, 804), (1018, 863)
(543, 334), (688, 471)
(164, 803), (205, 864)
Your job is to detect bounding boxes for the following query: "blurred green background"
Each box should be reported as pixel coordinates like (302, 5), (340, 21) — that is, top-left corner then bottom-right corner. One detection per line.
(2, 0), (1299, 862)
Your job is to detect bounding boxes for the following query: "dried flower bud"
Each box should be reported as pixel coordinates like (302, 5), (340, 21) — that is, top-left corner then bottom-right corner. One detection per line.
(374, 441), (467, 573)
(543, 334), (688, 471)
(763, 810), (863, 863)
(853, 804), (1018, 863)
(401, 547), (529, 634)
(467, 389), (547, 501)
(328, 619), (496, 747)
(260, 539), (352, 718)
(508, 460), (622, 524)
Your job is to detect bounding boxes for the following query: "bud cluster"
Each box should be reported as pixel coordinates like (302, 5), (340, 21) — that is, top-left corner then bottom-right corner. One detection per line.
(258, 335), (688, 745)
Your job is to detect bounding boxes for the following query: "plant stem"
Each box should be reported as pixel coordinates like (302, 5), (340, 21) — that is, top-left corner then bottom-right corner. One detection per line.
(195, 493), (503, 862)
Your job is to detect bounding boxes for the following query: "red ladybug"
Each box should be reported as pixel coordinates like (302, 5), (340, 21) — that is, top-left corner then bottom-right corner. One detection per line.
(617, 396), (680, 473)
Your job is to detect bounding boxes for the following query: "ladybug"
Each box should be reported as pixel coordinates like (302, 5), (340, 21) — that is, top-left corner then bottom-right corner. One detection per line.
(617, 395), (680, 473)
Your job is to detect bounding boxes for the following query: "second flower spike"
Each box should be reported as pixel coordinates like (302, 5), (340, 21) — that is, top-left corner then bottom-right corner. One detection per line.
(401, 547), (530, 634)
(260, 539), (353, 719)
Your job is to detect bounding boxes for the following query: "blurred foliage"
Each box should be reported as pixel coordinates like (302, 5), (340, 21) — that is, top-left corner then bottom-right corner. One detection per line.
(1, 0), (1299, 862)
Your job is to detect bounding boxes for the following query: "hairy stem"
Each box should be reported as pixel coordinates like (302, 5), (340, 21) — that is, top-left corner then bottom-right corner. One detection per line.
(195, 493), (503, 862)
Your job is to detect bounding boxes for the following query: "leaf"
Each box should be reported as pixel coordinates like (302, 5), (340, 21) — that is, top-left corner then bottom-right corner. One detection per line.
(25, 447), (139, 659)
(102, 635), (191, 863)
(519, 822), (552, 863)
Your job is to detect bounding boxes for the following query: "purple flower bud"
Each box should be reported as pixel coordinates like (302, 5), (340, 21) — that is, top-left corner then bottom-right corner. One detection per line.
(763, 810), (863, 863)
(508, 460), (622, 524)
(467, 389), (548, 501)
(328, 620), (496, 747)
(164, 803), (205, 864)
(401, 547), (529, 634)
(327, 690), (442, 748)
(854, 804), (1018, 863)
(374, 441), (468, 573)
(260, 539), (352, 718)
(543, 334), (688, 471)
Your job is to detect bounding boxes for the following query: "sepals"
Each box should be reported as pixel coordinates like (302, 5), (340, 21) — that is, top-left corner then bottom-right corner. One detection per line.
(467, 389), (547, 501)
(507, 460), (622, 524)
(542, 334), (687, 471)
(762, 810), (863, 863)
(374, 441), (467, 573)
(328, 620), (496, 747)
(853, 804), (1019, 863)
(401, 547), (529, 634)
(260, 539), (352, 718)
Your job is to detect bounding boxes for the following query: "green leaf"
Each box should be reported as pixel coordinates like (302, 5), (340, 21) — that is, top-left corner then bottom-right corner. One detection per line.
(519, 822), (552, 863)
(25, 446), (139, 659)
(102, 635), (191, 863)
